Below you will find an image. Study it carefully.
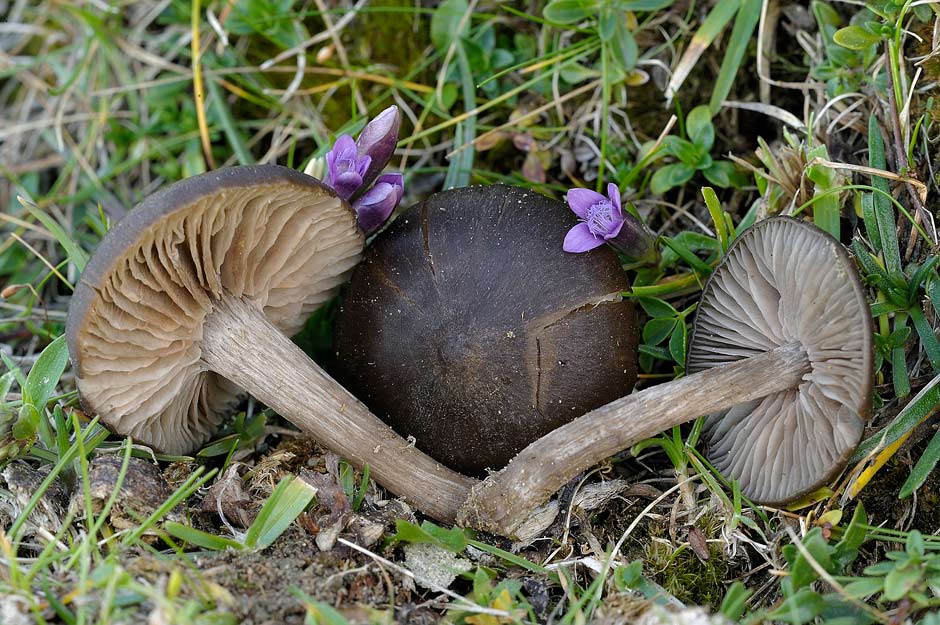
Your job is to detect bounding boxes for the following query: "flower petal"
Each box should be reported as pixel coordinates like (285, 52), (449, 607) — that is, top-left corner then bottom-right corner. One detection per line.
(356, 106), (401, 189)
(354, 181), (400, 234)
(607, 182), (622, 218)
(563, 223), (606, 253)
(332, 171), (364, 200)
(566, 188), (607, 219)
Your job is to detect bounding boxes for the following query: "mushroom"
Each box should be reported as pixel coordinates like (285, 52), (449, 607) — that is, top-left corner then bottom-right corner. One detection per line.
(332, 184), (639, 475)
(457, 216), (873, 536)
(67, 164), (474, 523)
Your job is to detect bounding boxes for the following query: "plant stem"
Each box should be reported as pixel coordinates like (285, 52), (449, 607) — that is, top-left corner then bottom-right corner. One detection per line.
(200, 295), (475, 523)
(458, 342), (811, 536)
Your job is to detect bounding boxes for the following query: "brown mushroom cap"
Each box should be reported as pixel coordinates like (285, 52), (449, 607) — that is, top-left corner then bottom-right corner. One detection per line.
(332, 184), (639, 475)
(686, 216), (873, 504)
(67, 165), (363, 454)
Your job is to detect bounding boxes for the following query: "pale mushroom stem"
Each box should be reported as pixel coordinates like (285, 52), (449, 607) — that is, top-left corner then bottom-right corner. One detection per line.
(200, 295), (475, 523)
(457, 341), (812, 536)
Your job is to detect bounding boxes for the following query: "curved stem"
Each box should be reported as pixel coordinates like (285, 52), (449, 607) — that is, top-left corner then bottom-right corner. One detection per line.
(457, 342), (811, 536)
(200, 295), (475, 523)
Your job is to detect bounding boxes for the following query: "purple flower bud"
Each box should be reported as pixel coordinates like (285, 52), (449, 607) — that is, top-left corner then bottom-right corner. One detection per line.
(326, 134), (371, 201)
(353, 173), (404, 234)
(563, 183), (657, 263)
(355, 105), (400, 190)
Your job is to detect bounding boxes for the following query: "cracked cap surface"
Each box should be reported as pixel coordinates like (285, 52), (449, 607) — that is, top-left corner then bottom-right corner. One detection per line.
(67, 165), (364, 455)
(332, 184), (639, 475)
(687, 217), (873, 505)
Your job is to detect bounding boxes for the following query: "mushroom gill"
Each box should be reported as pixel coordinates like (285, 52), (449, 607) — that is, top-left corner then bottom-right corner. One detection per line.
(687, 217), (872, 503)
(69, 168), (362, 454)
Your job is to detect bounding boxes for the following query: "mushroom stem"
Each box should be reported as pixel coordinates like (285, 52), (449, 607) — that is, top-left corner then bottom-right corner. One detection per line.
(200, 295), (475, 523)
(457, 341), (811, 536)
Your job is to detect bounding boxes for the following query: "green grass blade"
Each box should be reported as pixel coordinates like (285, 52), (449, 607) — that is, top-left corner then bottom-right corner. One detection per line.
(899, 425), (940, 498)
(660, 236), (713, 276)
(868, 117), (901, 276)
(708, 0), (761, 113)
(851, 370), (940, 463)
(121, 467), (217, 546)
(443, 45), (477, 189)
(8, 417), (104, 542)
(164, 521), (244, 551)
(207, 78), (255, 166)
(467, 538), (551, 575)
(909, 305), (940, 371)
(22, 201), (88, 272)
(665, 0), (741, 101)
(701, 187), (730, 252)
(244, 475), (316, 550)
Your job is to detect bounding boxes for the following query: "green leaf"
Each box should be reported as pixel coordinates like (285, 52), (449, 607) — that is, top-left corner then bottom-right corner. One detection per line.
(686, 106), (715, 151)
(597, 5), (616, 41)
(842, 576), (884, 599)
(833, 25), (882, 51)
(668, 321), (687, 363)
(243, 475), (316, 550)
(430, 0), (470, 52)
(907, 529), (925, 557)
(703, 161), (744, 188)
(835, 502), (868, 555)
(650, 163), (696, 194)
(643, 317), (677, 346)
(884, 565), (921, 601)
(637, 297), (679, 319)
(23, 335), (69, 410)
(543, 0), (598, 23)
(608, 22), (638, 71)
(720, 581), (752, 621)
(768, 587), (823, 623)
(391, 520), (468, 553)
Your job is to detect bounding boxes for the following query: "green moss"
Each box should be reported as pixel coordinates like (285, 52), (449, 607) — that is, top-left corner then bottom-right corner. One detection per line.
(643, 515), (729, 610)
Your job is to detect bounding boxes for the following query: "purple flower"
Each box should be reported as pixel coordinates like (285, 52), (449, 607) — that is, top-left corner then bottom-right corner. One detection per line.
(326, 134), (371, 201)
(353, 173), (404, 235)
(356, 105), (400, 189)
(563, 183), (657, 262)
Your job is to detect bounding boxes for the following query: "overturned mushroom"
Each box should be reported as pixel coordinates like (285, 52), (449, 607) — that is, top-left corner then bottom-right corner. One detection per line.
(458, 216), (872, 535)
(67, 165), (474, 523)
(333, 184), (639, 474)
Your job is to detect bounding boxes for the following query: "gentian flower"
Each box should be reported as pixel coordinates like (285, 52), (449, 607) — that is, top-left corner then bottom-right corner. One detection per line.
(326, 134), (371, 201)
(563, 183), (657, 263)
(353, 173), (404, 235)
(322, 106), (404, 233)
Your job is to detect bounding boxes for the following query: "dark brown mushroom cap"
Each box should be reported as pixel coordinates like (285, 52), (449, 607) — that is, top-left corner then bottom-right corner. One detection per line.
(332, 184), (639, 475)
(687, 217), (873, 505)
(67, 165), (363, 455)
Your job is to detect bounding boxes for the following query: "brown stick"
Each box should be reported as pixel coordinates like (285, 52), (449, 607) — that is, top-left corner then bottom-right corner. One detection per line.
(457, 342), (811, 536)
(200, 295), (475, 523)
